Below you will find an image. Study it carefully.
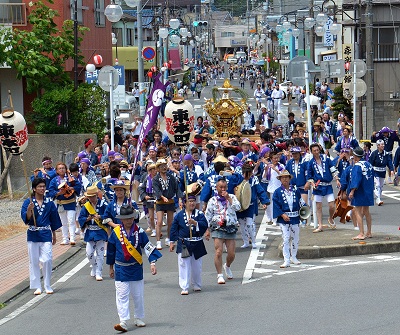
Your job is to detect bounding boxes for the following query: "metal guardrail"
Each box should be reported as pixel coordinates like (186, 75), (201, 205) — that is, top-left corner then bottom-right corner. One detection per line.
(0, 3), (26, 26)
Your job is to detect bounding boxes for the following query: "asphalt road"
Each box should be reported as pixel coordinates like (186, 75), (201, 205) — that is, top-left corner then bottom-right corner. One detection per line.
(2, 66), (400, 334)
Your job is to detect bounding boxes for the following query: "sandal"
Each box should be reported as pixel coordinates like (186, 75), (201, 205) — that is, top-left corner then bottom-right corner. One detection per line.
(365, 234), (373, 238)
(313, 228), (323, 233)
(328, 219), (336, 229)
(352, 234), (365, 240)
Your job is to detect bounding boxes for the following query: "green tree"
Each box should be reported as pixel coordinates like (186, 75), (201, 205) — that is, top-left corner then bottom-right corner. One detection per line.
(330, 85), (352, 120)
(0, 0), (87, 94)
(31, 84), (107, 139)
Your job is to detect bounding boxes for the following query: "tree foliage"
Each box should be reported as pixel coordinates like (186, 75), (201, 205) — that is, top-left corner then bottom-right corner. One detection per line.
(0, 0), (88, 94)
(213, 0), (248, 17)
(31, 84), (107, 139)
(330, 85), (353, 120)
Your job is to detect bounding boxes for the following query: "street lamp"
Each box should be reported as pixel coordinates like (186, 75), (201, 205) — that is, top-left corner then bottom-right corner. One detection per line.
(104, 1), (123, 22)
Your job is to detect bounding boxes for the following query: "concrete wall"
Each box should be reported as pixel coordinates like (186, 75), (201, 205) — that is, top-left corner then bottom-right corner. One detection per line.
(0, 134), (96, 194)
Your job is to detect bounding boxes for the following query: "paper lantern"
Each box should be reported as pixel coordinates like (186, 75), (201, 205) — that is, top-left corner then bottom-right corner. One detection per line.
(147, 71), (153, 78)
(0, 108), (29, 155)
(151, 66), (157, 72)
(94, 54), (103, 65)
(164, 97), (195, 146)
(86, 63), (96, 72)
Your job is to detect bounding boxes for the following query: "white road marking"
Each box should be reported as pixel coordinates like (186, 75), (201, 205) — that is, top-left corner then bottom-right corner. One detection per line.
(0, 258), (89, 326)
(382, 191), (400, 201)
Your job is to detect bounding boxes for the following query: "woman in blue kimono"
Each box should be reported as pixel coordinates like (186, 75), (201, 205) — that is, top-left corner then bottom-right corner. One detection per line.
(273, 170), (307, 268)
(21, 178), (62, 295)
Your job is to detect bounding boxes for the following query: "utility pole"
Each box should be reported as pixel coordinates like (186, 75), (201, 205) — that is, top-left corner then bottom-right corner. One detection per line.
(365, 0), (374, 136)
(309, 0), (315, 63)
(137, 0), (145, 117)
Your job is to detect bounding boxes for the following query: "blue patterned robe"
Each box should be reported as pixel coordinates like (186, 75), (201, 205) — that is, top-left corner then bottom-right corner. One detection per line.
(21, 197), (62, 242)
(78, 198), (109, 242)
(306, 155), (337, 196)
(236, 176), (270, 219)
(349, 160), (374, 206)
(272, 186), (306, 225)
(106, 224), (162, 281)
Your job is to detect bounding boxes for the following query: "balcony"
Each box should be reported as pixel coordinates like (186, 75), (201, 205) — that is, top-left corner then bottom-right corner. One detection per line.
(0, 3), (26, 26)
(373, 43), (400, 62)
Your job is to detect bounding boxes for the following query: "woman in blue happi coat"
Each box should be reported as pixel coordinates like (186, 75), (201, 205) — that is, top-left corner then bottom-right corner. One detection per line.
(104, 180), (140, 228)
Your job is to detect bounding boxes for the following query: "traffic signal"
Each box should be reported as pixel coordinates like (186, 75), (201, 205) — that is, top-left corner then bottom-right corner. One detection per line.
(193, 21), (208, 27)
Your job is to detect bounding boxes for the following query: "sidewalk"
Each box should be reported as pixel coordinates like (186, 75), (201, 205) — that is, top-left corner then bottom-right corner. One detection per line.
(0, 230), (82, 304)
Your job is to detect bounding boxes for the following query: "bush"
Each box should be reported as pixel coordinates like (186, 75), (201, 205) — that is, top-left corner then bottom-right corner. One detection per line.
(31, 83), (107, 139)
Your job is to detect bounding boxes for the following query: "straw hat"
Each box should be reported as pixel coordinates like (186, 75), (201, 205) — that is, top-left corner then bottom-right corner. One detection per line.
(84, 185), (99, 197)
(156, 158), (168, 167)
(110, 180), (130, 191)
(276, 170), (293, 180)
(212, 154), (229, 164)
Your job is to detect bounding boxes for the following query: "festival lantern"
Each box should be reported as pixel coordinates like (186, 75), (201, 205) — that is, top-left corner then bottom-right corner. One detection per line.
(164, 97), (195, 146)
(94, 54), (103, 65)
(151, 66), (157, 72)
(267, 57), (271, 63)
(147, 71), (153, 78)
(344, 62), (351, 71)
(86, 63), (96, 72)
(0, 107), (29, 155)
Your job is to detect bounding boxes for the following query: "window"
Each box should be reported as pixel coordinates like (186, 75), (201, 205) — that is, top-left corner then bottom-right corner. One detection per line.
(127, 28), (134, 46)
(221, 32), (235, 37)
(373, 26), (399, 62)
(70, 0), (83, 24)
(94, 0), (105, 27)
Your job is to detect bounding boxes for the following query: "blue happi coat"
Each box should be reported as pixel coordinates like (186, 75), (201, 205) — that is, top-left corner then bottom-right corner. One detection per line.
(169, 209), (208, 254)
(21, 197), (62, 243)
(106, 224), (162, 281)
(200, 172), (243, 203)
(369, 150), (394, 178)
(78, 198), (109, 242)
(349, 160), (374, 206)
(236, 176), (270, 219)
(285, 158), (307, 188)
(272, 185), (306, 225)
(306, 155), (337, 196)
(104, 197), (139, 226)
(48, 175), (82, 210)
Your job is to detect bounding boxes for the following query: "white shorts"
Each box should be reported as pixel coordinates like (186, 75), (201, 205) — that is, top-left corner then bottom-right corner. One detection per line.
(314, 193), (335, 203)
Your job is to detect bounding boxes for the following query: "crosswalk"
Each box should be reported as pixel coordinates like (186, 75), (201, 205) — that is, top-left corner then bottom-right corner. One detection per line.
(242, 213), (400, 285)
(382, 190), (400, 202)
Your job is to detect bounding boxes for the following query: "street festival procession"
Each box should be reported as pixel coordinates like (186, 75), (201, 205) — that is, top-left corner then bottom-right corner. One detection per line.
(1, 1), (400, 334)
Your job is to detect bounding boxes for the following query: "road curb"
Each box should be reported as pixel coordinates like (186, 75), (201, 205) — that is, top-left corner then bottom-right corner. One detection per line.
(0, 245), (83, 305)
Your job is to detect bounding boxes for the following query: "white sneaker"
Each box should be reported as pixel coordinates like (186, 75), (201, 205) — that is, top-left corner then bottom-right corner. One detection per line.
(165, 237), (170, 247)
(280, 262), (290, 268)
(240, 243), (249, 248)
(45, 287), (54, 294)
(271, 221), (277, 226)
(290, 257), (301, 265)
(223, 263), (233, 279)
(217, 274), (225, 284)
(60, 239), (69, 245)
(96, 275), (103, 281)
(151, 230), (156, 237)
(75, 228), (80, 235)
(134, 318), (146, 327)
(156, 241), (162, 250)
(34, 288), (42, 295)
(354, 226), (360, 230)
(114, 321), (128, 332)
